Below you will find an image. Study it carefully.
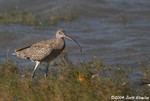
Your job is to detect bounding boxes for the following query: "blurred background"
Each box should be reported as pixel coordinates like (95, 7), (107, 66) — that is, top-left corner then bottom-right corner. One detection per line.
(0, 0), (150, 67)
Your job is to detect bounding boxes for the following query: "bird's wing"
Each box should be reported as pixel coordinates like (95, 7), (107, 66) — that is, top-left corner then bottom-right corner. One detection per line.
(15, 39), (56, 61)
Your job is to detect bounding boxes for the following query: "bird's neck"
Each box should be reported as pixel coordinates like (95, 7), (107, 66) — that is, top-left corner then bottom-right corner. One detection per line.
(55, 38), (66, 50)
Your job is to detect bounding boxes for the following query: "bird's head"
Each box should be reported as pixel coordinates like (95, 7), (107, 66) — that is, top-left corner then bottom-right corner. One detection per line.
(56, 29), (82, 52)
(56, 29), (67, 38)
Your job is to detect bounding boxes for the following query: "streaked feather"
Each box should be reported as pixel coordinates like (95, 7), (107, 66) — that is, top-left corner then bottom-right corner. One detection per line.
(15, 39), (61, 61)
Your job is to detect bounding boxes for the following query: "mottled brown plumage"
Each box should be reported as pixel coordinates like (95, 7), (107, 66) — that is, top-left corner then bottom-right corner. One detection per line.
(14, 29), (82, 78)
(15, 38), (65, 61)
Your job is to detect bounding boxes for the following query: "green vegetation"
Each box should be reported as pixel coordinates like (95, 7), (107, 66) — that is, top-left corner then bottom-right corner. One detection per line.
(0, 9), (75, 27)
(0, 58), (149, 101)
(0, 10), (36, 26)
(144, 67), (150, 80)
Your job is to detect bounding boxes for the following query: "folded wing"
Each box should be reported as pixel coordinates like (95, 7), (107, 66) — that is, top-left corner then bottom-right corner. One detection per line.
(15, 39), (56, 61)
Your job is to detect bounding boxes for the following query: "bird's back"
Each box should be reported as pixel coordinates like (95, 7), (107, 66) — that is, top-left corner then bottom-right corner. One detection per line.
(15, 38), (65, 62)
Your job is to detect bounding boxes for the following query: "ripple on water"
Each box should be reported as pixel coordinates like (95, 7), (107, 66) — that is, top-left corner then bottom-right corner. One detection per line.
(0, 0), (150, 66)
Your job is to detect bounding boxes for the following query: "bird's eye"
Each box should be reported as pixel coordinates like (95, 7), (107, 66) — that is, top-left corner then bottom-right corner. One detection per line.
(59, 32), (62, 34)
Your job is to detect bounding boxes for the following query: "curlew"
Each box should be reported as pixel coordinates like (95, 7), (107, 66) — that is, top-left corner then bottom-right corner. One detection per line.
(14, 29), (82, 78)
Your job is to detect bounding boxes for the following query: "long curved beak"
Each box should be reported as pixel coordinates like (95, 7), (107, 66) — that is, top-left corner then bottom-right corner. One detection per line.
(64, 34), (82, 52)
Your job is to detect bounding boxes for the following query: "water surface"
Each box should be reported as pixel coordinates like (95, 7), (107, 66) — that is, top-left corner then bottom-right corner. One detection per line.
(0, 0), (150, 67)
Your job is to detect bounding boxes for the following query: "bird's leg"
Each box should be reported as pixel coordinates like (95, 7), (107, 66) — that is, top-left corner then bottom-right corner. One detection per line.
(44, 63), (49, 78)
(32, 61), (40, 78)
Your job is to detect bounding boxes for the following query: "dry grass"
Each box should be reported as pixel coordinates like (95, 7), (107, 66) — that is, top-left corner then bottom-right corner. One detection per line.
(0, 58), (149, 101)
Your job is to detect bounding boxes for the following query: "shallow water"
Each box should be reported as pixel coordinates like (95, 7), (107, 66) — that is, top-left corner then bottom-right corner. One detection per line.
(0, 0), (150, 86)
(0, 0), (150, 67)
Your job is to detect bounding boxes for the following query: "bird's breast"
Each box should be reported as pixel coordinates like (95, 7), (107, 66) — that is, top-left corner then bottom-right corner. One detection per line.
(44, 38), (66, 62)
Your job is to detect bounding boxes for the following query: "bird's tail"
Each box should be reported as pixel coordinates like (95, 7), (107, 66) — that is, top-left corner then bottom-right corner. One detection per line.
(12, 52), (16, 55)
(12, 45), (30, 56)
